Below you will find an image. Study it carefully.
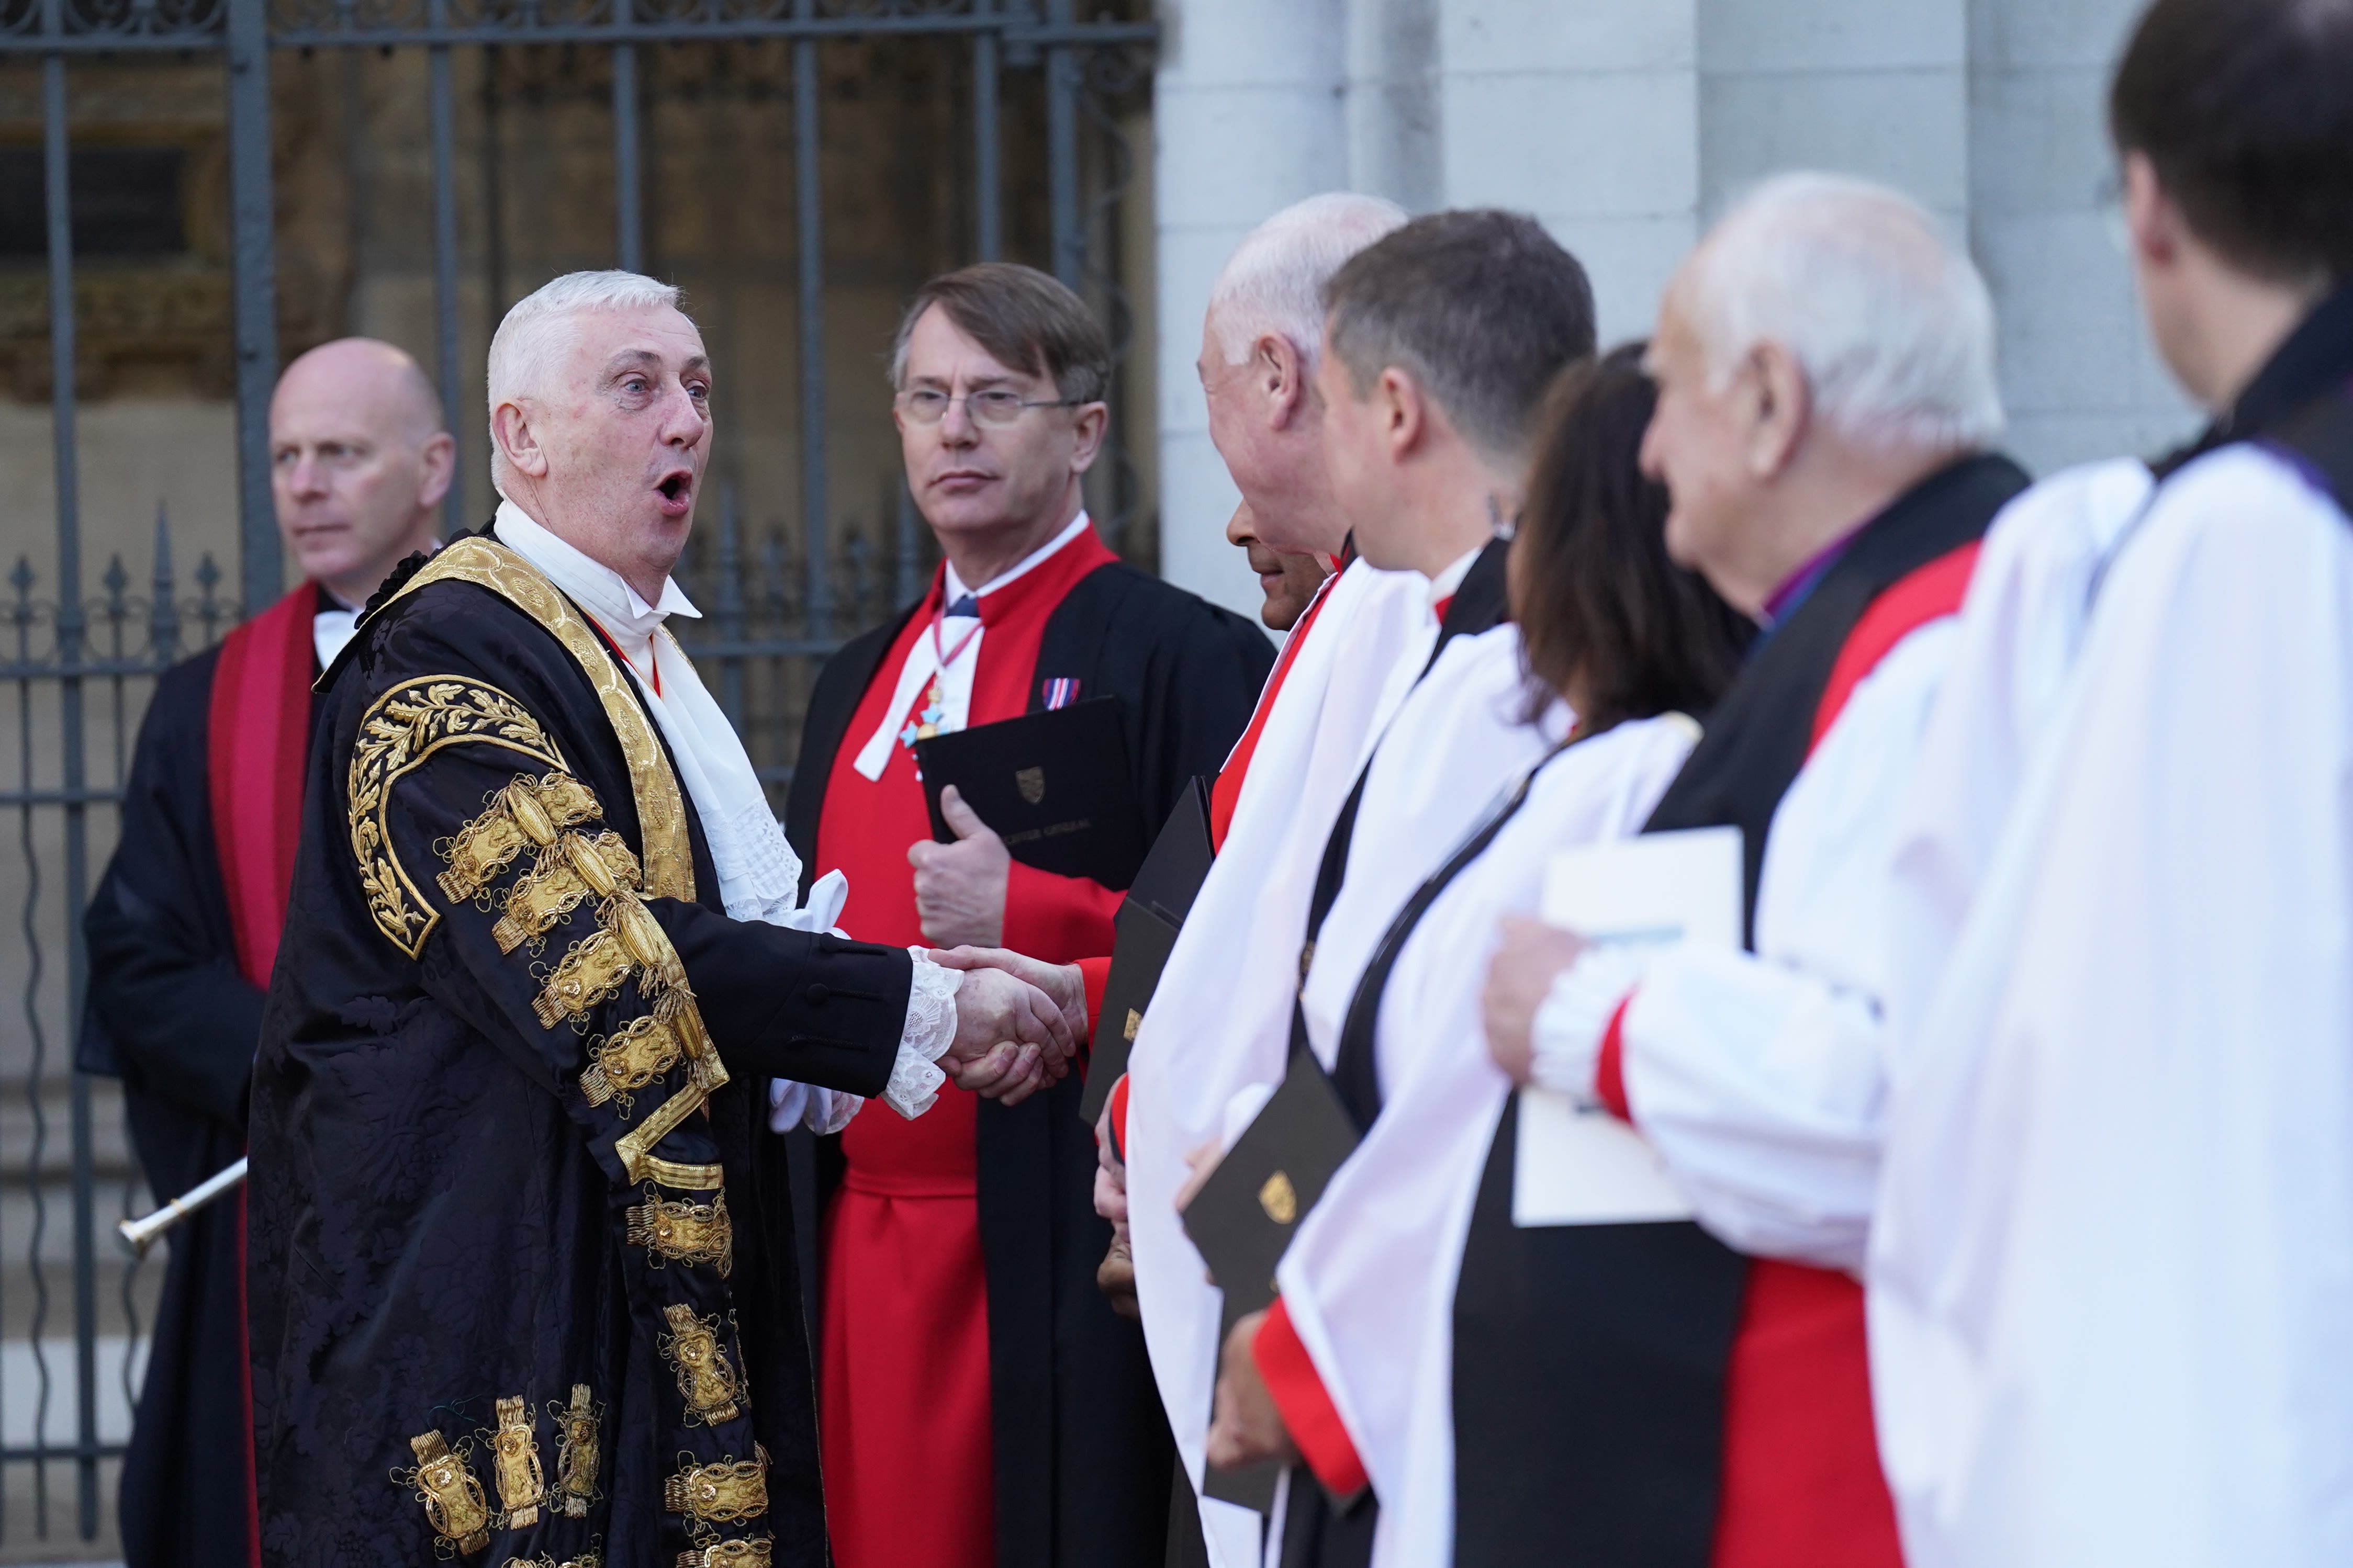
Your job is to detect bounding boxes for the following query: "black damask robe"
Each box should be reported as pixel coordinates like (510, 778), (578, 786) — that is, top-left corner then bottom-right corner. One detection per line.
(248, 535), (911, 1567)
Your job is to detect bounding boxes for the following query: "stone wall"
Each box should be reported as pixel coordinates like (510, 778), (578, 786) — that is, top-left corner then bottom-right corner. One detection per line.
(1153, 0), (2193, 621)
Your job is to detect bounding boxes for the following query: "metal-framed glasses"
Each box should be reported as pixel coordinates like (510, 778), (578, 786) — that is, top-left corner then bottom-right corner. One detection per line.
(895, 387), (1086, 426)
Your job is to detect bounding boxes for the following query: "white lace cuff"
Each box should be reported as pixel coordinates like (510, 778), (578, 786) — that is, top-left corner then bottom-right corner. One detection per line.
(883, 952), (962, 1120)
(1528, 946), (1646, 1107)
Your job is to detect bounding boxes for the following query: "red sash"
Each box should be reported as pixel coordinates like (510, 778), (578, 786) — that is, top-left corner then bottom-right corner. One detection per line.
(207, 581), (319, 990)
(203, 578), (316, 1568)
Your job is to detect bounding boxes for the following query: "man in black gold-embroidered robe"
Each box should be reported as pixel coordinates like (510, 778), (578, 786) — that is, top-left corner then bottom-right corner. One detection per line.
(246, 271), (1074, 1568)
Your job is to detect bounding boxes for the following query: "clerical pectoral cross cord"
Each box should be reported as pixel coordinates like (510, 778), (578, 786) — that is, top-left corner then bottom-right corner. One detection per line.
(898, 596), (982, 754)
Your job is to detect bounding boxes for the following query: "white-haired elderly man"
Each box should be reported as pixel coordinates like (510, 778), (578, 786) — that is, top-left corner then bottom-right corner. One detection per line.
(1460, 173), (2029, 1568)
(1081, 189), (1413, 1261)
(244, 270), (1079, 1566)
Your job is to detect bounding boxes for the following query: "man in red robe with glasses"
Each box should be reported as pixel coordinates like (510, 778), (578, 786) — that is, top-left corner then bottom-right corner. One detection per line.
(784, 262), (1275, 1568)
(79, 337), (453, 1568)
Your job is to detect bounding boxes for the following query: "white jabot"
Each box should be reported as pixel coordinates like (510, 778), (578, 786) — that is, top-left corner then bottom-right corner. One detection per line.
(491, 500), (955, 1126)
(848, 511), (1095, 782)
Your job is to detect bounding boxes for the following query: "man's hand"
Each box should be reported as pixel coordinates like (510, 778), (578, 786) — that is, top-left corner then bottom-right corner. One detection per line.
(910, 786), (1011, 948)
(944, 965), (1074, 1107)
(1205, 1309), (1297, 1471)
(1172, 1137), (1225, 1232)
(929, 945), (1088, 1046)
(1093, 1094), (1138, 1318)
(1482, 915), (1592, 1085)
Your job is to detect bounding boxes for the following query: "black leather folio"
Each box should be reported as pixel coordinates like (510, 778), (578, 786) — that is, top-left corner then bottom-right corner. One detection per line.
(915, 697), (1147, 888)
(1081, 776), (1214, 1127)
(1180, 1053), (1364, 1510)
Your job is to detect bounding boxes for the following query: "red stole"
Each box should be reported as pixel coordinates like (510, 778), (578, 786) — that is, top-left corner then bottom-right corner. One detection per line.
(813, 525), (1121, 1568)
(203, 578), (318, 1568)
(208, 581), (319, 990)
(1208, 567), (1339, 851)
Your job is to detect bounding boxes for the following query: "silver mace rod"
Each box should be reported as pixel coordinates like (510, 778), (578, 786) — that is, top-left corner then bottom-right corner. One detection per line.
(118, 1157), (248, 1256)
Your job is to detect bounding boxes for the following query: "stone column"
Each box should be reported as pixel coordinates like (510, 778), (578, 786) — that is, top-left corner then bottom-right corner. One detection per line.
(1152, 0), (1347, 619)
(1436, 0), (1701, 344)
(1967, 0), (2193, 469)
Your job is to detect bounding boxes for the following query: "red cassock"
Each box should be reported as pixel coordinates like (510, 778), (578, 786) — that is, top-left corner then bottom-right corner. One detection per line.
(814, 529), (1127, 1568)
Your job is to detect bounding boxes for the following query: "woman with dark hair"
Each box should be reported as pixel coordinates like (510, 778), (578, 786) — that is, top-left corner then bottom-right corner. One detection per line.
(1513, 344), (1752, 730)
(1242, 345), (1747, 1568)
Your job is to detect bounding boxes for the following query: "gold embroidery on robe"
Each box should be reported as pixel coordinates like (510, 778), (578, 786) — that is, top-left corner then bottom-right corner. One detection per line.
(391, 1429), (492, 1556)
(658, 1302), (742, 1427)
(371, 536), (695, 903)
(504, 1554), (603, 1568)
(440, 772), (604, 906)
(636, 1154), (725, 1191)
(496, 830), (643, 954)
(484, 1393), (547, 1527)
(612, 1075), (731, 1186)
(580, 1013), (685, 1114)
(628, 1189), (734, 1274)
(532, 892), (692, 1031)
(676, 1539), (773, 1568)
(665, 1443), (769, 1530)
(548, 1383), (603, 1518)
(349, 679), (567, 956)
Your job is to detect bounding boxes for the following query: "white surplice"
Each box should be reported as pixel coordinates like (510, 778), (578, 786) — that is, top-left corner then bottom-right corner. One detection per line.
(493, 501), (958, 1127)
(1523, 461), (2157, 1276)
(1126, 557), (1430, 1568)
(1162, 618), (1552, 1567)
(1869, 443), (2353, 1568)
(1274, 704), (1698, 1568)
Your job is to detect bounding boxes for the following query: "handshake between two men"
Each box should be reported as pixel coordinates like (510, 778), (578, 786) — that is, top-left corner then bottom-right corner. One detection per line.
(930, 943), (1088, 1105)
(915, 782), (1092, 1108)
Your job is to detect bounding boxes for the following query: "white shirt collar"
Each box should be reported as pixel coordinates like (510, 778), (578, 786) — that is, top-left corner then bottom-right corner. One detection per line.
(941, 512), (1094, 604)
(492, 498), (703, 636)
(1429, 543), (1483, 610)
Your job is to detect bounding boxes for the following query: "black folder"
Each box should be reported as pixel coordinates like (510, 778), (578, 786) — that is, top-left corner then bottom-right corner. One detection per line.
(1179, 1052), (1363, 1511)
(1080, 776), (1214, 1127)
(915, 697), (1147, 889)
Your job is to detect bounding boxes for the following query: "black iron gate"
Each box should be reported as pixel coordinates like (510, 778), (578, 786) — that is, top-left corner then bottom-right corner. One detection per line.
(0, 0), (1152, 1550)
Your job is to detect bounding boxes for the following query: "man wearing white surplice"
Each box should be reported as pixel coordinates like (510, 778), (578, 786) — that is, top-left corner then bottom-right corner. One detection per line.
(1491, 2), (2353, 1564)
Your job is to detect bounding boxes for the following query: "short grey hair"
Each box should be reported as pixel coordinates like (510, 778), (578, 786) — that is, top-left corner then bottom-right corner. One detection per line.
(1685, 173), (2005, 455)
(486, 270), (686, 494)
(1207, 192), (1409, 368)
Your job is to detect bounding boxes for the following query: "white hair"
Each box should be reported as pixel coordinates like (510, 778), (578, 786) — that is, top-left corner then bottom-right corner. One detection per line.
(486, 270), (685, 494)
(1685, 173), (2005, 455)
(1207, 191), (1410, 367)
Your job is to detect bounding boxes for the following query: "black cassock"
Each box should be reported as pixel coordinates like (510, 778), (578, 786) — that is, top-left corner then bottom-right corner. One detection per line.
(248, 534), (913, 1566)
(80, 645), (285, 1568)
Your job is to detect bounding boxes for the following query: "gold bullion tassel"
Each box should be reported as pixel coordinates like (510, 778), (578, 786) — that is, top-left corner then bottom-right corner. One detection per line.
(489, 1393), (547, 1528)
(551, 1383), (603, 1518)
(440, 772), (601, 903)
(533, 923), (637, 1030)
(677, 1539), (774, 1568)
(658, 1302), (743, 1427)
(395, 1430), (491, 1556)
(628, 1189), (734, 1275)
(664, 1444), (769, 1529)
(580, 1014), (685, 1112)
(495, 830), (642, 954)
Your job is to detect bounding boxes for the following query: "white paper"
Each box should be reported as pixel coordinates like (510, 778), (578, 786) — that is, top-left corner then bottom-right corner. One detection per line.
(1511, 826), (1743, 1226)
